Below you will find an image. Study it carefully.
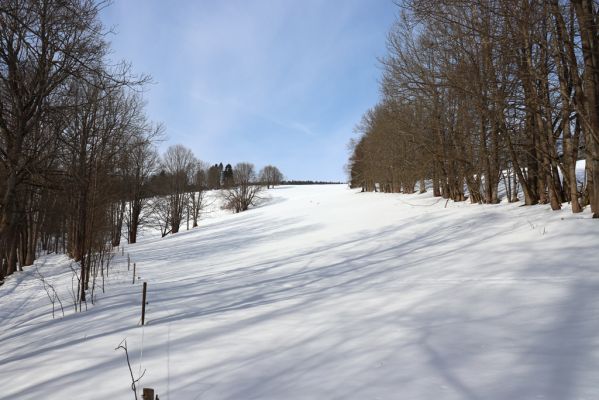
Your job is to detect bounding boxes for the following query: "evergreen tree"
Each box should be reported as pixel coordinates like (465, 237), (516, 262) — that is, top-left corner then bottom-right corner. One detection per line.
(223, 164), (234, 188)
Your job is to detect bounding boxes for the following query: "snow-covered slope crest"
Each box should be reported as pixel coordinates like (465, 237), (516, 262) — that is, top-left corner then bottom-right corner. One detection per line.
(1, 185), (598, 399)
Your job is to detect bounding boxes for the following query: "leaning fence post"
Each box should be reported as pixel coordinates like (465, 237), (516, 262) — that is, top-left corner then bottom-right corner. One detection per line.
(141, 282), (147, 326)
(132, 263), (136, 284)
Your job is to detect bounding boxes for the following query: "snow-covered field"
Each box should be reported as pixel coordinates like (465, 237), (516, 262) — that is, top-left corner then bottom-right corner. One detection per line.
(1, 185), (598, 399)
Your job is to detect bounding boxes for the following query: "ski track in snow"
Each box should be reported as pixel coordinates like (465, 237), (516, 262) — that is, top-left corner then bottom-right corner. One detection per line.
(0, 185), (598, 399)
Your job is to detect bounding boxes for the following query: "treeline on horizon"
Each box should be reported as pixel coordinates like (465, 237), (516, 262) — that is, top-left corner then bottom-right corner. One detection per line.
(0, 0), (284, 302)
(347, 0), (599, 218)
(282, 180), (345, 185)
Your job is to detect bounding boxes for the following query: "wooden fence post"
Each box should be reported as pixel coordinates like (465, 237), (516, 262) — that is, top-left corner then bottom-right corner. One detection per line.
(132, 263), (136, 284)
(127, 253), (130, 271)
(141, 282), (147, 326)
(142, 388), (154, 399)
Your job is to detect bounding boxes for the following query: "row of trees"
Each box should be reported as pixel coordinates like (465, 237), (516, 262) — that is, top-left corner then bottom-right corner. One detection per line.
(204, 163), (283, 190)
(0, 0), (157, 300)
(348, 0), (599, 218)
(0, 0), (284, 304)
(150, 148), (284, 236)
(282, 180), (345, 185)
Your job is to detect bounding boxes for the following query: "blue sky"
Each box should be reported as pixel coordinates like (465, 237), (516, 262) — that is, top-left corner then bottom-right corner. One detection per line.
(100, 1), (397, 181)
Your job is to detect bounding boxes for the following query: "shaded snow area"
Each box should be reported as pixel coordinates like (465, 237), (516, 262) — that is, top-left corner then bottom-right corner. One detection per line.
(1, 185), (599, 399)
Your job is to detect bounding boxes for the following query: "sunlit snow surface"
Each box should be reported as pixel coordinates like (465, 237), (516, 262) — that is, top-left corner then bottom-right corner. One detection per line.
(1, 185), (598, 399)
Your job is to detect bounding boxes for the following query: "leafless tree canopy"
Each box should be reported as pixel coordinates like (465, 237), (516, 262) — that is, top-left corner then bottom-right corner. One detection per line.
(0, 0), (157, 300)
(348, 0), (599, 218)
(160, 145), (197, 234)
(223, 162), (263, 213)
(259, 165), (284, 189)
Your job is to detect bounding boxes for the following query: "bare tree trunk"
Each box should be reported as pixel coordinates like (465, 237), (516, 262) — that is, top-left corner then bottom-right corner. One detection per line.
(573, 0), (599, 217)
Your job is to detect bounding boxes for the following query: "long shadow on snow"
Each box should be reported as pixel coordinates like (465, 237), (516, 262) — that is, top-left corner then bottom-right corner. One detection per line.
(140, 207), (599, 399)
(3, 204), (599, 399)
(130, 214), (318, 266)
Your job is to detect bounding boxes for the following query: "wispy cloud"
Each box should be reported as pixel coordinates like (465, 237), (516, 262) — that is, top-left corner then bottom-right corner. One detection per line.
(101, 0), (397, 180)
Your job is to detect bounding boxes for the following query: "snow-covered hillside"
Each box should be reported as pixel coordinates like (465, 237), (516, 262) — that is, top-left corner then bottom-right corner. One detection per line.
(1, 185), (598, 399)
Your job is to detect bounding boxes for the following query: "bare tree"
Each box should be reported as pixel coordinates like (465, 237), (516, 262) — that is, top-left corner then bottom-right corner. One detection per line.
(189, 161), (208, 228)
(161, 145), (196, 234)
(125, 125), (162, 243)
(259, 165), (284, 189)
(223, 162), (262, 213)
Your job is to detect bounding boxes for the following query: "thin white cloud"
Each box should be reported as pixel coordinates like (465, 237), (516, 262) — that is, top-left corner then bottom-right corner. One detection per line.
(101, 0), (396, 180)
